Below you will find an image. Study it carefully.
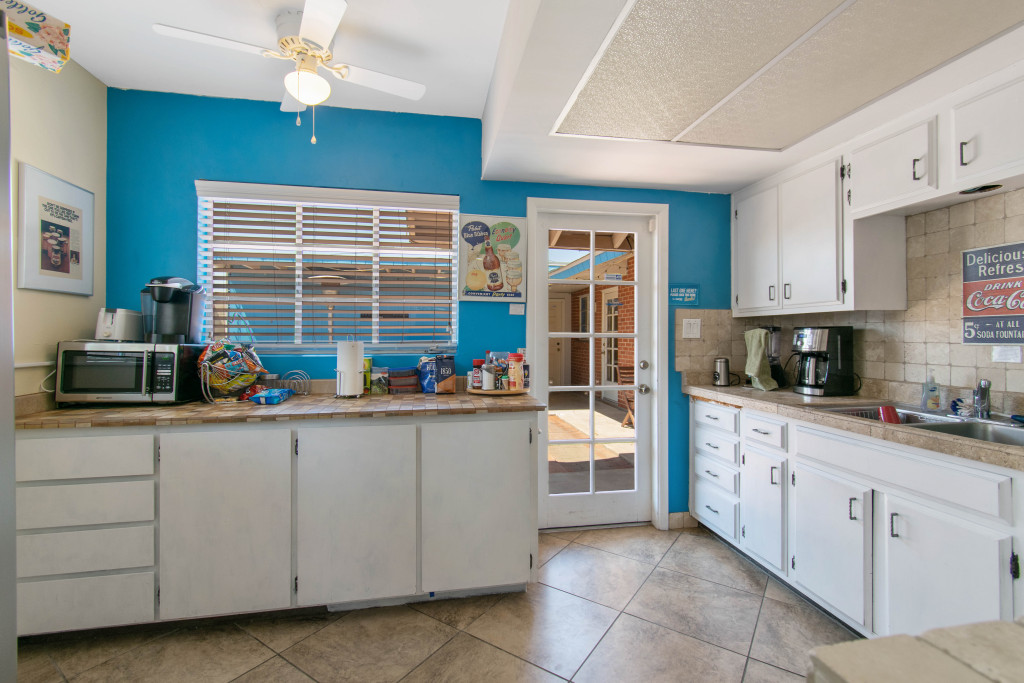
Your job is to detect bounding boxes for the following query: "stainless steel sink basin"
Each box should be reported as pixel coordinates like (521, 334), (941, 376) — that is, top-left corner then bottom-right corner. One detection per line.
(819, 404), (962, 424)
(905, 421), (1024, 446)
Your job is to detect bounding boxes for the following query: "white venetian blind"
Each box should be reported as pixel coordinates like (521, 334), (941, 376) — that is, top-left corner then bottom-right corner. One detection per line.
(196, 181), (459, 352)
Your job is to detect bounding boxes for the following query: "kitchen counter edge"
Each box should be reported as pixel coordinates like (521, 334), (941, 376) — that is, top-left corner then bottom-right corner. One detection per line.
(683, 384), (1024, 473)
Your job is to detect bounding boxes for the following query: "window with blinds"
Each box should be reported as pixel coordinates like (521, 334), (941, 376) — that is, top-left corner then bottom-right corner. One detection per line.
(196, 181), (459, 352)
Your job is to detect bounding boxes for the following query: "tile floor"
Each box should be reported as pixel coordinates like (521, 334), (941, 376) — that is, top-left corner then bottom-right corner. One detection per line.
(17, 525), (859, 682)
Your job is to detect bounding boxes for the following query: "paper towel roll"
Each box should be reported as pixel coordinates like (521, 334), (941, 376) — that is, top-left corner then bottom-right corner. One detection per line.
(336, 340), (365, 398)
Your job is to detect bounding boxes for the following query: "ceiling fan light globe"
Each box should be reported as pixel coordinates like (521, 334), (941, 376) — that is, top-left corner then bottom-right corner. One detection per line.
(284, 69), (331, 106)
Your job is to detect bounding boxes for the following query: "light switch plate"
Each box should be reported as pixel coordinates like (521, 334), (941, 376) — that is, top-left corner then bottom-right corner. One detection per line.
(992, 346), (1023, 363)
(682, 318), (701, 339)
(509, 303), (525, 316)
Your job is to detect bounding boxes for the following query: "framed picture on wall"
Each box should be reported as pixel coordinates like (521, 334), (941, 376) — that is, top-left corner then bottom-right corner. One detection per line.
(458, 214), (527, 302)
(17, 163), (94, 296)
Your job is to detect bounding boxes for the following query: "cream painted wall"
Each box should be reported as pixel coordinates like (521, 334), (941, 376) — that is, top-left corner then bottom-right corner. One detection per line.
(10, 59), (106, 396)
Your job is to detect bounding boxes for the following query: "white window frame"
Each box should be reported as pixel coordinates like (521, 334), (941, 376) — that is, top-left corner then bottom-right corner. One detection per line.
(195, 180), (459, 354)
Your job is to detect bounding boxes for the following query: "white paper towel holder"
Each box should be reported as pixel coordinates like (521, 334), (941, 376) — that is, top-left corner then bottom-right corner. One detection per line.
(335, 340), (366, 398)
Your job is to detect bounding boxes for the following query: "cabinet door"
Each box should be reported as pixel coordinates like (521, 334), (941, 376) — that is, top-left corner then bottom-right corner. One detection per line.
(422, 420), (531, 592)
(779, 160), (842, 308)
(953, 76), (1024, 182)
(739, 446), (785, 571)
(877, 493), (1012, 636)
(296, 425), (417, 606)
(734, 187), (779, 312)
(159, 429), (292, 619)
(790, 463), (871, 627)
(850, 120), (935, 214)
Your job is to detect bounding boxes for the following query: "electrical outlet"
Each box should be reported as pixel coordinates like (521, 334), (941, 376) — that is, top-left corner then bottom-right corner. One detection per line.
(681, 318), (701, 339)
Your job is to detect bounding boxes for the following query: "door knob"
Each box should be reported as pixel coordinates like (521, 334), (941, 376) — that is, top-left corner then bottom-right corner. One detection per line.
(638, 384), (651, 395)
(639, 360), (650, 370)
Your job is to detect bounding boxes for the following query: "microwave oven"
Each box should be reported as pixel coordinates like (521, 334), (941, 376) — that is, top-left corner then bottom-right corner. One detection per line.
(56, 340), (203, 404)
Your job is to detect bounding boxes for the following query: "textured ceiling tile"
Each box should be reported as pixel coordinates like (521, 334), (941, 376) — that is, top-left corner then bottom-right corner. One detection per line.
(678, 0), (1024, 149)
(556, 0), (847, 141)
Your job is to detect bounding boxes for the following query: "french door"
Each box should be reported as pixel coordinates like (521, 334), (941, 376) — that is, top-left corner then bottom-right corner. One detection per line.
(533, 209), (655, 528)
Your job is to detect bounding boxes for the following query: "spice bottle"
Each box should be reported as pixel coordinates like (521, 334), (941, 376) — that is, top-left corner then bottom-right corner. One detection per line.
(507, 353), (525, 390)
(482, 360), (496, 391)
(471, 359), (484, 389)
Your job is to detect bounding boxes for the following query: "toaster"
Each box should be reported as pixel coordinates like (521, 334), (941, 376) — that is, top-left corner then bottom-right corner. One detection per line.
(95, 308), (144, 342)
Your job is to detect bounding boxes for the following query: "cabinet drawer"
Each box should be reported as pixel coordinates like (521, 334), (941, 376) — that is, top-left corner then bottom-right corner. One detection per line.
(17, 481), (155, 530)
(18, 572), (154, 635)
(695, 453), (739, 495)
(743, 413), (787, 450)
(17, 434), (154, 482)
(694, 480), (738, 541)
(694, 426), (740, 465)
(694, 401), (739, 434)
(17, 526), (154, 578)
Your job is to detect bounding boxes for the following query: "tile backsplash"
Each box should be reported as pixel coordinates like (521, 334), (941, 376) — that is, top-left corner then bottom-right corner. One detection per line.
(676, 188), (1024, 415)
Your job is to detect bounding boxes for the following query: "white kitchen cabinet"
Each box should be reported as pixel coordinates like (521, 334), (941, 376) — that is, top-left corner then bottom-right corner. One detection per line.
(876, 492), (1013, 636)
(778, 159), (843, 309)
(739, 445), (786, 571)
(422, 419), (532, 592)
(295, 425), (417, 606)
(849, 119), (936, 215)
(159, 428), (292, 620)
(790, 462), (872, 628)
(953, 75), (1024, 183)
(690, 399), (741, 541)
(734, 187), (779, 312)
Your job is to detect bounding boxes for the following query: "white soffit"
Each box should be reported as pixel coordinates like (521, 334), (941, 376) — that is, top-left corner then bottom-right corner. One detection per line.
(679, 0), (1024, 149)
(557, 0), (1024, 150)
(555, 0), (847, 141)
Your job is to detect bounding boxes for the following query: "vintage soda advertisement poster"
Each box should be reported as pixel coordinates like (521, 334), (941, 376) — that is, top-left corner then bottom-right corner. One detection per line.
(962, 241), (1024, 344)
(37, 195), (83, 279)
(458, 215), (527, 302)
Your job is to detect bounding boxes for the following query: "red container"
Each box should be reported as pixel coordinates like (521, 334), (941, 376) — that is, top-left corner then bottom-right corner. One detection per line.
(878, 405), (901, 424)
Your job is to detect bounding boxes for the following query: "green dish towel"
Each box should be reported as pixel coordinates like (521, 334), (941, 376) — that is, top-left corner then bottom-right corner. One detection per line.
(744, 328), (779, 392)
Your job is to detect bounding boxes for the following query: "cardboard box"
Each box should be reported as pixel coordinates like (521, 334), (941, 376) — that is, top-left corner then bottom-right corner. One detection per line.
(6, 1), (70, 73)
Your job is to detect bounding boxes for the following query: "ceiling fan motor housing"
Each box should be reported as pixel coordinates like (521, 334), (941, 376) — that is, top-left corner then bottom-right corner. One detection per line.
(275, 9), (333, 61)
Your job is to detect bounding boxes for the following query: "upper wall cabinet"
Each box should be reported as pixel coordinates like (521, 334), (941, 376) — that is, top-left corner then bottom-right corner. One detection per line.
(848, 119), (937, 216)
(734, 187), (779, 311)
(953, 75), (1024, 185)
(779, 160), (843, 310)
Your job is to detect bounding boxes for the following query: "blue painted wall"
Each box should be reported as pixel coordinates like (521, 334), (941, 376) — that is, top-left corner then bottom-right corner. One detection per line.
(106, 90), (730, 513)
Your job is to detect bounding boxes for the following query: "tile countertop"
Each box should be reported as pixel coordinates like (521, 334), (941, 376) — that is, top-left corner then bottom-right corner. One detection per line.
(15, 392), (547, 430)
(683, 384), (1024, 473)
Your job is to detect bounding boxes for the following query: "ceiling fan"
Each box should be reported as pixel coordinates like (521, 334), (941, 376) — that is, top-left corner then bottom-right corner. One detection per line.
(153, 0), (426, 116)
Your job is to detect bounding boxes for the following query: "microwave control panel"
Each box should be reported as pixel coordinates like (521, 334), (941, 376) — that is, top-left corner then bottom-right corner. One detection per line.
(152, 352), (176, 393)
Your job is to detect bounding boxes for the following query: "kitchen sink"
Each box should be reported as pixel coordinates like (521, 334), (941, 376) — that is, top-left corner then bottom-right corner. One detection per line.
(904, 421), (1024, 446)
(818, 404), (962, 424)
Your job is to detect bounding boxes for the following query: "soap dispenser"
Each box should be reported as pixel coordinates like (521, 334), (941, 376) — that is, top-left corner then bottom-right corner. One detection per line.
(921, 373), (941, 411)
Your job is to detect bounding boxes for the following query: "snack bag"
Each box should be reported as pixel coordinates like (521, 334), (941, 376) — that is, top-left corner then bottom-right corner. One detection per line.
(418, 356), (437, 393)
(435, 354), (456, 394)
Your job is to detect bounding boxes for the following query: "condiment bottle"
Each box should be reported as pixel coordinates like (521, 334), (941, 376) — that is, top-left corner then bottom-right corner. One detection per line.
(471, 359), (484, 389)
(482, 361), (496, 390)
(507, 353), (524, 390)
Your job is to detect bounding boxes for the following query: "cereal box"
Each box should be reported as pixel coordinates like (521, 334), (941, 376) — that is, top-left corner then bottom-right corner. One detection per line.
(6, 1), (70, 73)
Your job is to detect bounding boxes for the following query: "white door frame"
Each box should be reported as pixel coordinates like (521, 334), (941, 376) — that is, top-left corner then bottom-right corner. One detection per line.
(527, 197), (670, 531)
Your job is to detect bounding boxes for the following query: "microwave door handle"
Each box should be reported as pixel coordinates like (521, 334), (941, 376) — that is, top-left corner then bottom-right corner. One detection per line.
(144, 351), (153, 396)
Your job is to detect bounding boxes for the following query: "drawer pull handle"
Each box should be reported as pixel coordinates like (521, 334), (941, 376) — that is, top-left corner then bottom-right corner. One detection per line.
(959, 140), (970, 166)
(848, 497), (858, 521)
(889, 512), (900, 538)
(770, 466), (779, 485)
(704, 469), (719, 478)
(705, 504), (719, 515)
(752, 428), (771, 435)
(912, 157), (923, 180)
(704, 442), (719, 450)
(705, 414), (719, 421)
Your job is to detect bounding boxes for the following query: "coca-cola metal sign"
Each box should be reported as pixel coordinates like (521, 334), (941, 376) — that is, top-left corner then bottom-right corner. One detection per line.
(962, 242), (1024, 344)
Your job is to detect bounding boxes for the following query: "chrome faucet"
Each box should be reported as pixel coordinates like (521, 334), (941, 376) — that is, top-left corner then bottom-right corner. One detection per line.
(974, 379), (991, 419)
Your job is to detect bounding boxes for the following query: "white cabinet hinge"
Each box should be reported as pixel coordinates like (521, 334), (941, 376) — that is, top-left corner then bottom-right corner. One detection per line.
(294, 439), (299, 456)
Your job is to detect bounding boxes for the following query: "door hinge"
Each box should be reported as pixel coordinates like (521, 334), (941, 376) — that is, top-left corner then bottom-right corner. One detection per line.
(157, 444), (160, 462)
(529, 427), (532, 444)
(294, 576), (299, 593)
(791, 472), (796, 486)
(841, 279), (847, 295)
(791, 556), (796, 570)
(1011, 552), (1020, 580)
(840, 163), (847, 179)
(741, 453), (745, 465)
(734, 209), (739, 220)
(294, 438), (299, 456)
(735, 294), (739, 305)
(741, 525), (745, 538)
(530, 553), (533, 569)
(157, 588), (160, 604)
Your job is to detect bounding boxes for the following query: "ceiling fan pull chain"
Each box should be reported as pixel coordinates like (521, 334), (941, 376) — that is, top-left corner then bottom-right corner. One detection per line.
(296, 111), (301, 127)
(311, 106), (317, 145)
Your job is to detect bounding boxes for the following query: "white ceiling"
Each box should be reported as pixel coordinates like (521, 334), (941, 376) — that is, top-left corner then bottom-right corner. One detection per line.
(32, 0), (1024, 194)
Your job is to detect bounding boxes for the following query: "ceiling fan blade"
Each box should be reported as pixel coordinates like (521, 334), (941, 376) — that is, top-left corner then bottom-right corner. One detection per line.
(153, 24), (274, 57)
(299, 0), (348, 51)
(281, 92), (307, 112)
(333, 64), (426, 101)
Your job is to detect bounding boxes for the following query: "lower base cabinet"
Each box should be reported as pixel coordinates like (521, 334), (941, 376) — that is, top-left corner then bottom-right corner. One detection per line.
(296, 425), (417, 605)
(739, 446), (786, 570)
(876, 492), (1013, 635)
(159, 429), (293, 620)
(790, 462), (872, 628)
(18, 573), (155, 635)
(421, 420), (532, 592)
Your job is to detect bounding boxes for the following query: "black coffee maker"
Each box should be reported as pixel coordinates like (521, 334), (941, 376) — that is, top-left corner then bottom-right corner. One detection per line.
(792, 326), (855, 396)
(141, 277), (205, 344)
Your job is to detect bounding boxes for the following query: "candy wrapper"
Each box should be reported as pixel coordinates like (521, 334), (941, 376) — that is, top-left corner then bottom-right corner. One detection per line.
(199, 339), (266, 398)
(248, 388), (295, 405)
